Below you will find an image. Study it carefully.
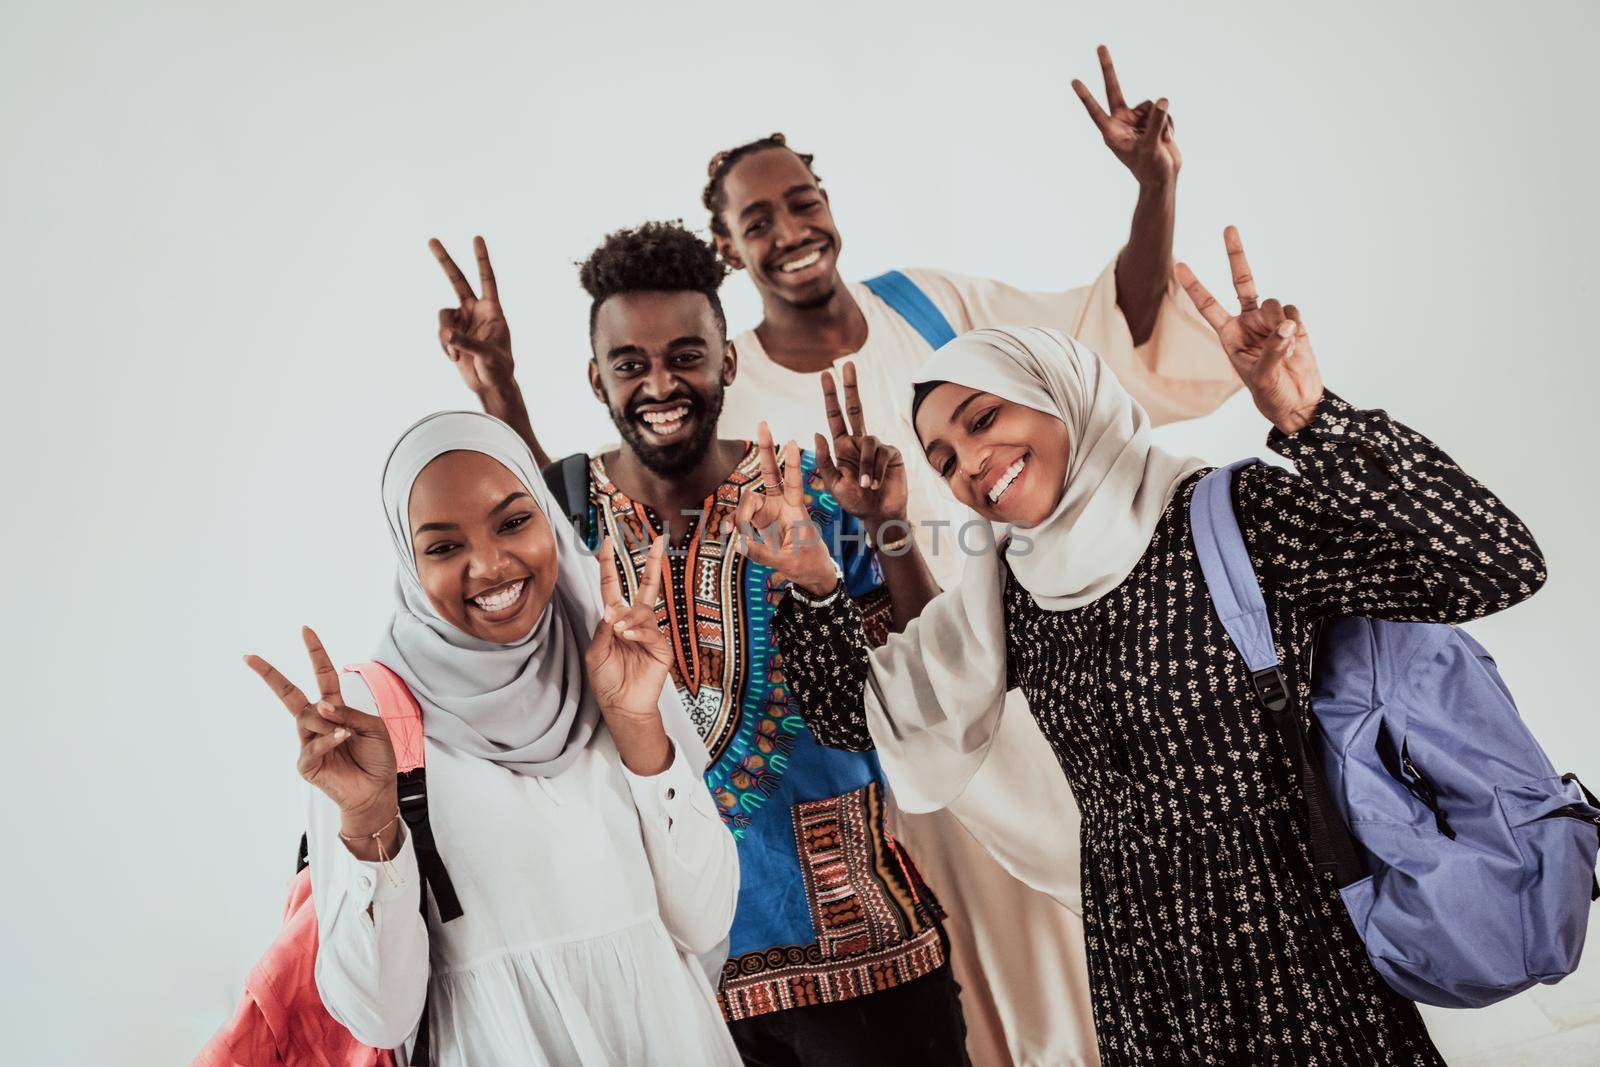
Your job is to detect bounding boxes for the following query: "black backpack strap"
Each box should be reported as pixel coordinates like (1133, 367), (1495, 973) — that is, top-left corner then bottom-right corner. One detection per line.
(542, 453), (593, 541)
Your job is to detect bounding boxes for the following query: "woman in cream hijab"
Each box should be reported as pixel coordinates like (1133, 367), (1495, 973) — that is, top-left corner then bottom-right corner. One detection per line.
(245, 411), (740, 1066)
(753, 230), (1546, 1065)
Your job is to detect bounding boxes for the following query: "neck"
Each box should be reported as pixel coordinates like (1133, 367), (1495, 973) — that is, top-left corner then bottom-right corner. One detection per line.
(752, 272), (869, 373)
(603, 437), (749, 543)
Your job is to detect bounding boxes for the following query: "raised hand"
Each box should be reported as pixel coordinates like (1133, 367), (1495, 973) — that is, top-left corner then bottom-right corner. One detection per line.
(1072, 44), (1180, 188)
(723, 423), (839, 597)
(1175, 227), (1324, 435)
(245, 627), (398, 835)
(814, 363), (907, 533)
(586, 536), (674, 724)
(431, 236), (515, 397)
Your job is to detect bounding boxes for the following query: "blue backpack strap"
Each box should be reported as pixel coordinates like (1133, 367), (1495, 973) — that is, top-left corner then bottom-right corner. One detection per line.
(1189, 459), (1290, 711)
(862, 270), (957, 350)
(1190, 459), (1366, 886)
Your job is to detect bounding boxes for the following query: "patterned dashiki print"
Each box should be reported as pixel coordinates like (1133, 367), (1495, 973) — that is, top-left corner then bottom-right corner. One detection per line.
(579, 442), (946, 1021)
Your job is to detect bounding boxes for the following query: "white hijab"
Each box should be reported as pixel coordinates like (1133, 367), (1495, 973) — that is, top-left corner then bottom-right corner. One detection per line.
(375, 411), (706, 777)
(862, 329), (1206, 898)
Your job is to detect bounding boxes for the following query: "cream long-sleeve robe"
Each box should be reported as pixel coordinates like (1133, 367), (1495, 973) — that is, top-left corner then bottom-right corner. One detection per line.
(721, 259), (1238, 1067)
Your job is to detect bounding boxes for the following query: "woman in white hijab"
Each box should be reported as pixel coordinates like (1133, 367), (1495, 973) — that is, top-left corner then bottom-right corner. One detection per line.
(753, 230), (1546, 1065)
(245, 411), (740, 1066)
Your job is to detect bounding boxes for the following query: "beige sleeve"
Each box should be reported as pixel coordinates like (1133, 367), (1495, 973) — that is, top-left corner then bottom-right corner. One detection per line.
(911, 262), (1242, 427)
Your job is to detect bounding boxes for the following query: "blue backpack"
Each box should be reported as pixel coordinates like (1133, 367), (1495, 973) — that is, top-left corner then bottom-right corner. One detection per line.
(1191, 459), (1600, 1009)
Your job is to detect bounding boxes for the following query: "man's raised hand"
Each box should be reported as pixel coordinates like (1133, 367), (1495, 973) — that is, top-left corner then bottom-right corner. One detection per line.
(431, 236), (515, 397)
(1072, 44), (1180, 188)
(724, 424), (840, 597)
(814, 362), (907, 534)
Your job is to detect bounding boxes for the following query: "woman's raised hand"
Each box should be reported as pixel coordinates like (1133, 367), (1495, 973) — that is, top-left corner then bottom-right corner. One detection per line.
(724, 423), (840, 597)
(245, 628), (398, 832)
(586, 536), (674, 724)
(814, 363), (908, 534)
(430, 235), (515, 398)
(1071, 45), (1180, 188)
(1175, 227), (1324, 436)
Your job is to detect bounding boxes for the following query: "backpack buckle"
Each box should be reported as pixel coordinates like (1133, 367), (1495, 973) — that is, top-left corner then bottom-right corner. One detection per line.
(1251, 666), (1290, 713)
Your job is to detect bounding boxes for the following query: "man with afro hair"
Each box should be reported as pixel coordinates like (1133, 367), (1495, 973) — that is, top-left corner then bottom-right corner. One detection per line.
(428, 221), (969, 1065)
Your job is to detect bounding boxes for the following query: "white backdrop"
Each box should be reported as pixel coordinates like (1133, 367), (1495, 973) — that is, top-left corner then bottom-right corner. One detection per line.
(2, 2), (1596, 1063)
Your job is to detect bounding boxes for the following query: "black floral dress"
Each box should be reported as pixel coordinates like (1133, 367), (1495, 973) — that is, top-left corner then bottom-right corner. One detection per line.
(773, 394), (1546, 1065)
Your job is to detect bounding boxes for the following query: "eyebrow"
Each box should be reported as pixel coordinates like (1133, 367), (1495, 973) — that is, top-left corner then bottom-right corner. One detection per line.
(922, 392), (988, 460)
(412, 492), (532, 536)
(737, 184), (816, 221)
(604, 336), (709, 361)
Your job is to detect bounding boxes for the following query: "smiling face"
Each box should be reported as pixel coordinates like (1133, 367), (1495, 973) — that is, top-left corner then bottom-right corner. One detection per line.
(712, 147), (842, 310)
(588, 289), (735, 478)
(913, 383), (1072, 528)
(407, 450), (559, 643)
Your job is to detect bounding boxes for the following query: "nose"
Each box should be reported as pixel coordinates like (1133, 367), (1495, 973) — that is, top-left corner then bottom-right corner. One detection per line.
(466, 542), (514, 583)
(771, 208), (807, 250)
(638, 360), (677, 401)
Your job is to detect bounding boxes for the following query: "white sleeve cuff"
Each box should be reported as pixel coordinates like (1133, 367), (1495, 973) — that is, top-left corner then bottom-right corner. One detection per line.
(622, 740), (702, 825)
(327, 823), (420, 913)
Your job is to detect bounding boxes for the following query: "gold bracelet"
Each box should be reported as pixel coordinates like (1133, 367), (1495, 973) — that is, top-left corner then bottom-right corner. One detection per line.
(339, 810), (403, 885)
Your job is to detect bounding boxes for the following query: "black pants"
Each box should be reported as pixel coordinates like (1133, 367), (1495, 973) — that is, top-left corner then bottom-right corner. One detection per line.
(727, 961), (970, 1067)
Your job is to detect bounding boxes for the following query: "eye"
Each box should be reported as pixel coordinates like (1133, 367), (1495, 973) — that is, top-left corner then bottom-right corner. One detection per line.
(423, 540), (460, 557)
(938, 456), (955, 480)
(744, 219), (768, 237)
(793, 199), (821, 212)
(500, 512), (533, 534)
(972, 407), (997, 432)
(673, 351), (705, 366)
(614, 360), (643, 376)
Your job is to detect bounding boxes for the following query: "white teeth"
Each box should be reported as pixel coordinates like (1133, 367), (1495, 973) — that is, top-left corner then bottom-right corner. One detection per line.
(472, 580), (525, 612)
(987, 458), (1026, 504)
(779, 249), (822, 273)
(641, 405), (690, 432)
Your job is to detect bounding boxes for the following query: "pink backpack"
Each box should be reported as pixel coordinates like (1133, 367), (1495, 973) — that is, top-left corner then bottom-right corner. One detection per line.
(195, 662), (459, 1067)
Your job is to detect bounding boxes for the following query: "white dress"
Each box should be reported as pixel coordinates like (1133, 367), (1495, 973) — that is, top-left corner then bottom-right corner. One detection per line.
(305, 672), (742, 1066)
(721, 260), (1236, 1067)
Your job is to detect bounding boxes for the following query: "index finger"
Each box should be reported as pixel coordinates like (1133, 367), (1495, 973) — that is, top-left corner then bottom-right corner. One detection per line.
(245, 654), (312, 718)
(429, 238), (476, 302)
(1070, 79), (1111, 134)
(301, 626), (342, 702)
(757, 422), (783, 497)
(1173, 262), (1232, 332)
(841, 361), (867, 436)
(474, 235), (498, 302)
(1223, 226), (1258, 311)
(820, 371), (849, 441)
(596, 537), (625, 610)
(1097, 44), (1127, 112)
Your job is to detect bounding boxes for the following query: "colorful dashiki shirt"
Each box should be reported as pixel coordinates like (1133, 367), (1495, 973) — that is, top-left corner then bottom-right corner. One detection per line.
(581, 443), (946, 1021)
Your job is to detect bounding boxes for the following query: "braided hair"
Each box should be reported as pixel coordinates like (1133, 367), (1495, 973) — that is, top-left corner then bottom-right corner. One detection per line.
(577, 220), (729, 340)
(701, 132), (822, 238)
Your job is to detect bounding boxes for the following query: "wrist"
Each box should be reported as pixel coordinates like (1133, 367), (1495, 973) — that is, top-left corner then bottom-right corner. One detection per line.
(1136, 171), (1177, 196)
(605, 714), (673, 776)
(339, 790), (399, 839)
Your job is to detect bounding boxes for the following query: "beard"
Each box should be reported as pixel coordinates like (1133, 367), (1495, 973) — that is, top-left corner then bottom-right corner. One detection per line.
(610, 387), (726, 479)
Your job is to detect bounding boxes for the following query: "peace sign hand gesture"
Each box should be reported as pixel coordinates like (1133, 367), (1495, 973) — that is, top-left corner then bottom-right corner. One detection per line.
(245, 628), (398, 838)
(814, 363), (908, 533)
(1175, 227), (1324, 436)
(586, 536), (674, 726)
(1072, 45), (1180, 188)
(723, 424), (840, 598)
(431, 236), (515, 398)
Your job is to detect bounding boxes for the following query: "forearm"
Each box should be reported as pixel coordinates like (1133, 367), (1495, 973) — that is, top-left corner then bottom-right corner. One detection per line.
(772, 590), (875, 751)
(480, 383), (551, 469)
(1114, 177), (1177, 347)
(606, 714), (674, 777)
(873, 539), (941, 632)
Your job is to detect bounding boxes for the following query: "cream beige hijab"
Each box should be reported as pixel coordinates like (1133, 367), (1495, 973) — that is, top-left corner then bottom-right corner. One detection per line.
(864, 327), (1207, 904)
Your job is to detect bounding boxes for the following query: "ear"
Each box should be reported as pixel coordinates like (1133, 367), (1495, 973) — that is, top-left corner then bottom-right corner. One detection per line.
(587, 359), (608, 406)
(721, 339), (738, 388)
(713, 232), (744, 272)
